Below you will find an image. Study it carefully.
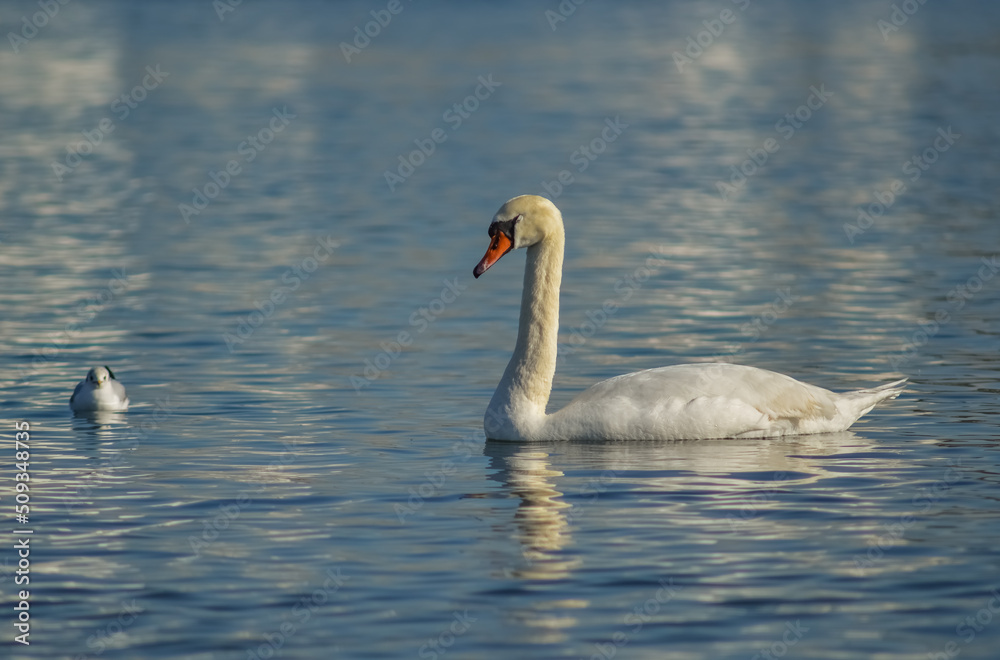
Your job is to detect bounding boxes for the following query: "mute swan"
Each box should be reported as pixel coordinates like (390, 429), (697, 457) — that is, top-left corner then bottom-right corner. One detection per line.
(472, 195), (905, 441)
(70, 366), (130, 412)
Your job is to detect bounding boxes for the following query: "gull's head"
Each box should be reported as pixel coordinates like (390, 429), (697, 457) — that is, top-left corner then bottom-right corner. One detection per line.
(473, 195), (563, 278)
(87, 366), (114, 387)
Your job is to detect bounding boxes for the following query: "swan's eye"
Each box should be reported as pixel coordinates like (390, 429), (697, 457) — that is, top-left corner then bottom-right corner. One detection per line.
(492, 215), (519, 241)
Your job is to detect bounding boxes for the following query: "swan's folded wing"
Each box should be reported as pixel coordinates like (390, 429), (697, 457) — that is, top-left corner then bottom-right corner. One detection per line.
(551, 363), (841, 440)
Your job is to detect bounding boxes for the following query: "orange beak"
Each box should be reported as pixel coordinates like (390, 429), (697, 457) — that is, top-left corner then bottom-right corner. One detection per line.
(473, 231), (513, 278)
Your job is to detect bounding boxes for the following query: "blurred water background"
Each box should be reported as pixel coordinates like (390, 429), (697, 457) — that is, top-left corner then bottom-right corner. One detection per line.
(1, 0), (999, 658)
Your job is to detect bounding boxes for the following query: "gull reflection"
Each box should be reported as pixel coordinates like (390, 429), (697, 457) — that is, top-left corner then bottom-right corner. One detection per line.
(70, 409), (130, 443)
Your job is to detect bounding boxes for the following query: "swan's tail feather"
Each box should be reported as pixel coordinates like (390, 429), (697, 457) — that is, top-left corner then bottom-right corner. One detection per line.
(839, 378), (907, 422)
(848, 378), (908, 400)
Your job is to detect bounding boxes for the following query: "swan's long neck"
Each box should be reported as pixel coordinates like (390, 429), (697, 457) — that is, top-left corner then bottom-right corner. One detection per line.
(487, 227), (564, 438)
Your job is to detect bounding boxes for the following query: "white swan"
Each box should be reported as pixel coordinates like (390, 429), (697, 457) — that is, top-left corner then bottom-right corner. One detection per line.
(472, 195), (905, 441)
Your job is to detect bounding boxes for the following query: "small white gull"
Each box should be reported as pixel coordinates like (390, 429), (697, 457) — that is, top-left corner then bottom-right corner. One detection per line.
(70, 366), (130, 413)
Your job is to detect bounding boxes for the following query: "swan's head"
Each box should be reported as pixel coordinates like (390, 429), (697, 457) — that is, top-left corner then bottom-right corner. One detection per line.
(473, 195), (563, 278)
(86, 366), (115, 387)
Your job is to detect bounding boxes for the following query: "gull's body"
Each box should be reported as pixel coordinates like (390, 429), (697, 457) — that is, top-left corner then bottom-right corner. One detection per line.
(70, 366), (130, 413)
(472, 195), (905, 442)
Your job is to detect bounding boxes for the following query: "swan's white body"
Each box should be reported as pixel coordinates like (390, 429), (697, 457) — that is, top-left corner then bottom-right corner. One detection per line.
(473, 195), (905, 442)
(70, 366), (130, 413)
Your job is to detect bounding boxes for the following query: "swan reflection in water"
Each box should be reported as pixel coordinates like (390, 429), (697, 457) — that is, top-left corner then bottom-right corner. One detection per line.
(484, 441), (580, 582)
(482, 440), (587, 644)
(483, 430), (908, 582)
(481, 431), (913, 645)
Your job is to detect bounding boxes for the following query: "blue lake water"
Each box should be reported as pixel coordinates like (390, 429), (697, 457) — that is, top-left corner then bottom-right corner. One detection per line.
(1, 0), (999, 658)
